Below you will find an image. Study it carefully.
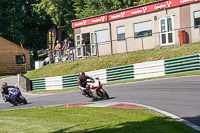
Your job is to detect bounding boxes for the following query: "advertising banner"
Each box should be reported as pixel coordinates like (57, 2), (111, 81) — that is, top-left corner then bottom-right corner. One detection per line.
(108, 0), (200, 21)
(72, 0), (200, 28)
(72, 15), (108, 28)
(47, 28), (56, 50)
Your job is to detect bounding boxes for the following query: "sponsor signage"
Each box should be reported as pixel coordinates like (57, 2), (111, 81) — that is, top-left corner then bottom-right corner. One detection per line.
(108, 6), (148, 21)
(72, 0), (200, 28)
(72, 15), (107, 28)
(47, 28), (56, 50)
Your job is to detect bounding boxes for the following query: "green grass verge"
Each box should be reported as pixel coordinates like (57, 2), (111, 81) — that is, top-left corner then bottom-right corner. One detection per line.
(25, 43), (200, 79)
(0, 106), (198, 133)
(0, 75), (15, 79)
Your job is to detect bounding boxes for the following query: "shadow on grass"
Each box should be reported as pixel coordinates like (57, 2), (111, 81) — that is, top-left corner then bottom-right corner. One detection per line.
(183, 115), (200, 128)
(50, 125), (79, 133)
(52, 117), (198, 133)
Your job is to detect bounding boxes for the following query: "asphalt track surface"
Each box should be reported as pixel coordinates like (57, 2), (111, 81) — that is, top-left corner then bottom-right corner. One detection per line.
(0, 75), (200, 128)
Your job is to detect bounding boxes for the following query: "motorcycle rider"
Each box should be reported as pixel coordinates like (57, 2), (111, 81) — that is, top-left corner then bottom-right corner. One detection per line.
(78, 71), (94, 98)
(1, 82), (17, 102)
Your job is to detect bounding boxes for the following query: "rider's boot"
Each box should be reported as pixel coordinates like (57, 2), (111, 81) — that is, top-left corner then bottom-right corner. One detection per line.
(81, 90), (90, 98)
(3, 94), (9, 102)
(12, 97), (17, 106)
(85, 87), (96, 101)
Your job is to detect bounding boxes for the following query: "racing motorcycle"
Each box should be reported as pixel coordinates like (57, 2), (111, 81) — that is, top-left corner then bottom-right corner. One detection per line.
(79, 77), (109, 100)
(7, 88), (27, 106)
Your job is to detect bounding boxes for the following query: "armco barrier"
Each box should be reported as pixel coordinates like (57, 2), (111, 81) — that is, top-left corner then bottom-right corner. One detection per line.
(31, 78), (45, 91)
(165, 54), (200, 75)
(30, 54), (200, 91)
(106, 64), (134, 82)
(134, 60), (165, 79)
(86, 69), (107, 83)
(62, 74), (79, 89)
(45, 76), (63, 90)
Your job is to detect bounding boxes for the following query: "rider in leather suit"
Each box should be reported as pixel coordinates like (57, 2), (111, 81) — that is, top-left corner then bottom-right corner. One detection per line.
(78, 71), (94, 98)
(1, 82), (16, 102)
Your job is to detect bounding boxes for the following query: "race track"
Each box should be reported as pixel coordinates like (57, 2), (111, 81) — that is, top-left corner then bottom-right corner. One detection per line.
(0, 75), (200, 127)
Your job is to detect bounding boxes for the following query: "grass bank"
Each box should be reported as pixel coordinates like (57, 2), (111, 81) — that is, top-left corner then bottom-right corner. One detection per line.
(0, 106), (198, 133)
(0, 75), (15, 79)
(25, 43), (200, 79)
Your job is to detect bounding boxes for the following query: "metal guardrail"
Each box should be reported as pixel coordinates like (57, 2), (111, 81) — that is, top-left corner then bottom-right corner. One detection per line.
(86, 69), (107, 83)
(31, 78), (46, 91)
(62, 74), (79, 89)
(134, 60), (165, 79)
(165, 54), (200, 75)
(45, 76), (63, 90)
(106, 64), (134, 82)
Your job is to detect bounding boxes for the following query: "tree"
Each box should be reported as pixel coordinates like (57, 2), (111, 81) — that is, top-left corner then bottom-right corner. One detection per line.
(34, 0), (76, 40)
(0, 0), (54, 59)
(73, 0), (141, 18)
(137, 0), (158, 5)
(23, 0), (54, 59)
(73, 0), (160, 19)
(0, 0), (26, 44)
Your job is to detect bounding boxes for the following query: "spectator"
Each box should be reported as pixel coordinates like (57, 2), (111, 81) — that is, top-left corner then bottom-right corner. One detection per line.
(43, 56), (50, 66)
(55, 40), (62, 61)
(63, 38), (73, 60)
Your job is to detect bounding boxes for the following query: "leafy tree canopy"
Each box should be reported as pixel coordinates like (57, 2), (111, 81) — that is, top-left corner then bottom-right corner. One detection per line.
(0, 0), (54, 59)
(73, 0), (141, 18)
(34, 0), (75, 38)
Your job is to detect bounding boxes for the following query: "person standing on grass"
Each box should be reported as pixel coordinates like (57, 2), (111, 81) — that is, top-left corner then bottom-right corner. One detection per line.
(62, 39), (70, 59)
(62, 38), (73, 60)
(55, 40), (62, 61)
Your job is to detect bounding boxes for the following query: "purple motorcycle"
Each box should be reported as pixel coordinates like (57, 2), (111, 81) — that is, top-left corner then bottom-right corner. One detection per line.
(8, 88), (27, 106)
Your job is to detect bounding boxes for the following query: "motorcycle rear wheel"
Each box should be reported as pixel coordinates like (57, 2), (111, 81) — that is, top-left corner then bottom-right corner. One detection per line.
(8, 98), (17, 106)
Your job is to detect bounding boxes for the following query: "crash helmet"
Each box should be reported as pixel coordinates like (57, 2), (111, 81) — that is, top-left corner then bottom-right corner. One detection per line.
(79, 71), (86, 80)
(2, 82), (8, 89)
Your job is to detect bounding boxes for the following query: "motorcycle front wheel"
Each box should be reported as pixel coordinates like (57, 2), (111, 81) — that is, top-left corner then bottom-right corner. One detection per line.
(18, 96), (27, 104)
(99, 89), (109, 99)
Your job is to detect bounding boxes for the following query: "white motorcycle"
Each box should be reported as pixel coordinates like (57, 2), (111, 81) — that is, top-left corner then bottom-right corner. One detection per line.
(79, 77), (109, 100)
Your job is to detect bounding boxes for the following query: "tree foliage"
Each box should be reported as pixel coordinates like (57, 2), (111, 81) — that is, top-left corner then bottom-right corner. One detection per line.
(0, 0), (26, 44)
(34, 0), (75, 38)
(138, 0), (158, 5)
(0, 0), (54, 59)
(73, 0), (141, 18)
